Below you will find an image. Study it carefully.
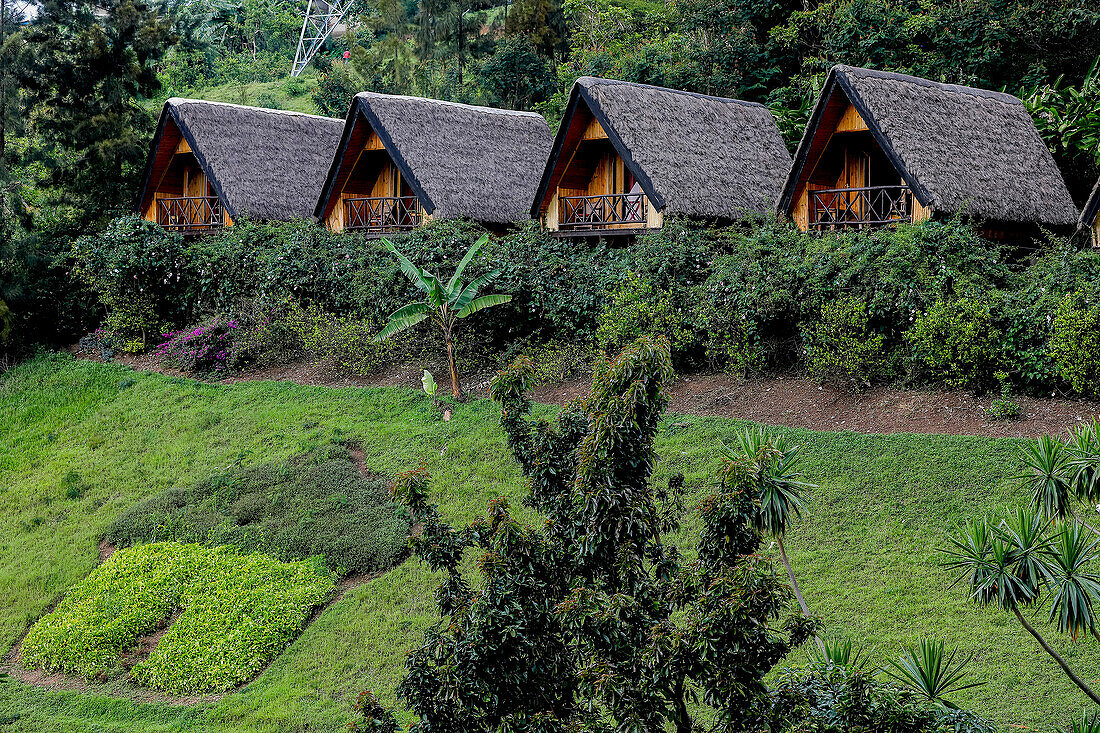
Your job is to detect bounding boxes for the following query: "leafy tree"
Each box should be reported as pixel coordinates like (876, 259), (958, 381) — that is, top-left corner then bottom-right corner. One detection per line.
(382, 336), (817, 731)
(504, 0), (565, 59)
(474, 35), (554, 110)
(374, 233), (511, 400)
(944, 507), (1100, 706)
(16, 0), (173, 222)
(1024, 60), (1100, 205)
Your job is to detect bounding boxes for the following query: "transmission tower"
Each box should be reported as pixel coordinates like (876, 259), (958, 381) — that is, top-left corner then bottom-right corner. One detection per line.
(291, 0), (355, 77)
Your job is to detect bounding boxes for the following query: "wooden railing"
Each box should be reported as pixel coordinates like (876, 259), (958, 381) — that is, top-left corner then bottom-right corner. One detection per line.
(559, 193), (647, 230)
(809, 185), (912, 229)
(157, 196), (224, 232)
(345, 196), (424, 232)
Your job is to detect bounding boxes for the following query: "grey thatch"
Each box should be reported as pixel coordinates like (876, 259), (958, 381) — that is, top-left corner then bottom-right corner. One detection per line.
(779, 65), (1078, 227)
(533, 77), (792, 221)
(316, 93), (553, 224)
(139, 98), (344, 221)
(1080, 177), (1100, 232)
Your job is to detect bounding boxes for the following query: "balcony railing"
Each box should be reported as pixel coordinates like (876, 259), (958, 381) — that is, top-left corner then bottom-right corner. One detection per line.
(157, 196), (224, 232)
(559, 193), (648, 230)
(809, 185), (912, 229)
(345, 196), (424, 233)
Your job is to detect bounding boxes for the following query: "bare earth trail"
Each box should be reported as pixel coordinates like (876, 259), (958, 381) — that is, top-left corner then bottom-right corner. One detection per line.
(97, 350), (1100, 440)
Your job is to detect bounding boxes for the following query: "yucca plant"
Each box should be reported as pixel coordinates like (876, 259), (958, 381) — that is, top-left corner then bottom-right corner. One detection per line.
(1068, 420), (1100, 508)
(1068, 710), (1100, 733)
(806, 633), (867, 671)
(375, 234), (511, 400)
(720, 427), (814, 616)
(1019, 435), (1073, 519)
(943, 508), (1100, 706)
(882, 638), (982, 709)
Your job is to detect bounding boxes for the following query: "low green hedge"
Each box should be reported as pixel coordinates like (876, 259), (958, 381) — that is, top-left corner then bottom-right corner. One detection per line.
(22, 542), (335, 693)
(107, 445), (411, 576)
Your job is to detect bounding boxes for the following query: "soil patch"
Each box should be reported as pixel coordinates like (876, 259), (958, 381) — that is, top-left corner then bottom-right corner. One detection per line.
(82, 348), (1099, 440)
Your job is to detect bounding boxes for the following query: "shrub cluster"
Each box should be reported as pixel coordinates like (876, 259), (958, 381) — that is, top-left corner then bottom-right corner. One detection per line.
(21, 542), (335, 694)
(108, 445), (411, 576)
(71, 214), (1100, 396)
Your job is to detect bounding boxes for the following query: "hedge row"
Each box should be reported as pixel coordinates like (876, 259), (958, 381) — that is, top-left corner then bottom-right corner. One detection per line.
(72, 215), (1100, 396)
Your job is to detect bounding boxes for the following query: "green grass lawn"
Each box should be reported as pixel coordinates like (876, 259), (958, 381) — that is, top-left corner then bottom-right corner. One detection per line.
(0, 353), (1096, 731)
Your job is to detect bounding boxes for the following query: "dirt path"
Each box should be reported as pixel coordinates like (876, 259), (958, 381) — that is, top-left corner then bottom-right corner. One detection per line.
(96, 350), (1100, 441)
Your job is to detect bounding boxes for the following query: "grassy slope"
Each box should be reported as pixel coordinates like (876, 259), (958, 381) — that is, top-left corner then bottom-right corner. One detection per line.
(0, 355), (1096, 731)
(186, 76), (320, 114)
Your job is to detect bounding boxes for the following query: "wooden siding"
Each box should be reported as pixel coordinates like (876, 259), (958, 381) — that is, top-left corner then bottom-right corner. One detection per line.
(1093, 219), (1099, 248)
(325, 132), (426, 233)
(836, 104), (868, 132)
(142, 133), (221, 226)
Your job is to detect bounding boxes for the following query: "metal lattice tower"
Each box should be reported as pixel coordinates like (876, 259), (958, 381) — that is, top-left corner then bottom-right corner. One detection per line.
(291, 0), (355, 77)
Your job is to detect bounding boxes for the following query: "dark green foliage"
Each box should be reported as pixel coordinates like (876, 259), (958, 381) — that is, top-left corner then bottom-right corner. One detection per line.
(473, 35), (555, 110)
(803, 295), (889, 387)
(107, 444), (410, 576)
(16, 0), (173, 221)
(70, 216), (191, 351)
(390, 336), (818, 730)
(769, 666), (938, 732)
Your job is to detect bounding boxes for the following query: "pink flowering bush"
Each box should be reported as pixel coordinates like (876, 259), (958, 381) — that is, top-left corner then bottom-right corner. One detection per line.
(155, 316), (247, 373)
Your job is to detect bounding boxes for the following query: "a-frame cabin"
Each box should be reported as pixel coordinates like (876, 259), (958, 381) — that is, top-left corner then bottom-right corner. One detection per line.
(777, 66), (1077, 240)
(137, 99), (343, 233)
(531, 77), (792, 236)
(315, 93), (552, 234)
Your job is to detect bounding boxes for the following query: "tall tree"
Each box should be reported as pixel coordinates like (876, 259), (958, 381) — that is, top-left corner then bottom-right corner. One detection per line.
(17, 0), (173, 222)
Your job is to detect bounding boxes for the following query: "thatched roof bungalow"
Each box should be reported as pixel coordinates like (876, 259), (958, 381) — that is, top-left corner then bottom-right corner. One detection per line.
(315, 93), (553, 234)
(137, 99), (343, 233)
(531, 77), (791, 236)
(1081, 178), (1100, 247)
(777, 65), (1077, 239)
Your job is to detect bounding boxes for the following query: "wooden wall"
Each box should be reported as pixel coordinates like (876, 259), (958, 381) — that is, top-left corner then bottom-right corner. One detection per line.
(326, 132), (427, 233)
(142, 138), (222, 224)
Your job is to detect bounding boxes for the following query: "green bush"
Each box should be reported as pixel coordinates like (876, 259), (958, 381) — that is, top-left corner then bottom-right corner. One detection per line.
(803, 295), (889, 387)
(70, 216), (191, 352)
(906, 298), (1001, 391)
(1049, 292), (1100, 397)
(596, 272), (690, 357)
(497, 339), (598, 385)
(21, 542), (334, 693)
(239, 297), (391, 376)
(107, 445), (410, 576)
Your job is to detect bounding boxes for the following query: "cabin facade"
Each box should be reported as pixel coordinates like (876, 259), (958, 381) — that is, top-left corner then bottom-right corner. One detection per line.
(777, 66), (1077, 238)
(137, 99), (343, 233)
(315, 93), (552, 234)
(532, 77), (792, 236)
(1081, 179), (1100, 247)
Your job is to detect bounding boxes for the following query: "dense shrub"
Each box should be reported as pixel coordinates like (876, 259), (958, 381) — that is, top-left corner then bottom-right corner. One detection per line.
(769, 665), (995, 732)
(595, 272), (690, 357)
(1049, 292), (1100, 397)
(497, 338), (598, 385)
(803, 296), (889, 387)
(22, 542), (334, 693)
(906, 299), (1001, 391)
(156, 315), (248, 373)
(108, 445), (410, 576)
(70, 216), (191, 352)
(238, 297), (391, 375)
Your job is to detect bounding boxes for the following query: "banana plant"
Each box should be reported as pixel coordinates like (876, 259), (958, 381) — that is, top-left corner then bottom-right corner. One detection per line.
(374, 234), (511, 400)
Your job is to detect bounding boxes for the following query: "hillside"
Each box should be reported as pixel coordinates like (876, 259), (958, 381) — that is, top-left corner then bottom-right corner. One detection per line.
(0, 354), (1097, 731)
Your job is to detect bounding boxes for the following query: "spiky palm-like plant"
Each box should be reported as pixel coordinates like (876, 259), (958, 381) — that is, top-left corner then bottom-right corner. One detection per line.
(943, 508), (1100, 705)
(1019, 435), (1073, 519)
(720, 427), (814, 616)
(882, 638), (982, 709)
(375, 234), (511, 400)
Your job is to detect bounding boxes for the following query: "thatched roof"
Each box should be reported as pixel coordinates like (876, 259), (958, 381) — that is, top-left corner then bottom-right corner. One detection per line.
(533, 77), (791, 221)
(778, 65), (1077, 228)
(138, 98), (344, 221)
(1081, 177), (1100, 231)
(315, 93), (553, 225)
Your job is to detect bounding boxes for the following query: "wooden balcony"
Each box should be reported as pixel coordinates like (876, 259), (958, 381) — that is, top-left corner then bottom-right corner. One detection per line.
(809, 185), (912, 229)
(559, 193), (648, 231)
(156, 196), (225, 233)
(345, 196), (424, 233)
